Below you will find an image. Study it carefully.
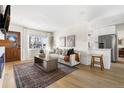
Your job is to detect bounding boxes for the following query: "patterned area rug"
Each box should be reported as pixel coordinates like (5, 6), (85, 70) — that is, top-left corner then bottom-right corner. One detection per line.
(13, 63), (77, 88)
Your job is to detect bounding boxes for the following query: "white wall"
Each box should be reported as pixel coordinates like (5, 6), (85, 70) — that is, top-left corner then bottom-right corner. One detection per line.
(89, 11), (124, 50)
(54, 23), (89, 65)
(90, 12), (124, 29)
(116, 23), (124, 61)
(117, 31), (124, 48)
(9, 23), (52, 61)
(88, 25), (116, 49)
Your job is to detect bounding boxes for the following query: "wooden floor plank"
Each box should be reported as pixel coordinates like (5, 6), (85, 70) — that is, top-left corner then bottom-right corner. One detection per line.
(2, 61), (124, 88)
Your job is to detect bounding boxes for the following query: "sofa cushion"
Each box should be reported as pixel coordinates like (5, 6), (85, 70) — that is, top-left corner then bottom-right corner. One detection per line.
(62, 49), (68, 56)
(58, 55), (65, 59)
(59, 49), (63, 55)
(50, 54), (58, 58)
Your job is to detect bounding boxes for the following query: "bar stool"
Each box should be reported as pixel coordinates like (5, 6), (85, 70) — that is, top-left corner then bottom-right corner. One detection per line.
(90, 54), (104, 70)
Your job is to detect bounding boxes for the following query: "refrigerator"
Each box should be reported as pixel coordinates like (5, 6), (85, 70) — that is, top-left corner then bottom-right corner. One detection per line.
(98, 34), (117, 62)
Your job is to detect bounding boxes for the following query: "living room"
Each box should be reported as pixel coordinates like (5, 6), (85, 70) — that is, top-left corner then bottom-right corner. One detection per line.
(0, 4), (124, 89)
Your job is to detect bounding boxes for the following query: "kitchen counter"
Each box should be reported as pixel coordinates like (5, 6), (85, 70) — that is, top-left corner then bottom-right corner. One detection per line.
(88, 49), (111, 69)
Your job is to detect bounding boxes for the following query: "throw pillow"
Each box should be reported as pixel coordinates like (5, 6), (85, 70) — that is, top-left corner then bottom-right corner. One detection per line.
(64, 56), (70, 62)
(62, 49), (67, 56)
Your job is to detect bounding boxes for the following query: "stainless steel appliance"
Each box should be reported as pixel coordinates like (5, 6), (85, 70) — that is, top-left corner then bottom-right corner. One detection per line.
(98, 34), (117, 62)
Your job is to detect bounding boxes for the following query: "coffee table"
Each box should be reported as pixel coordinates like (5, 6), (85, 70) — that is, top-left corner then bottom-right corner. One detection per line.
(34, 55), (58, 72)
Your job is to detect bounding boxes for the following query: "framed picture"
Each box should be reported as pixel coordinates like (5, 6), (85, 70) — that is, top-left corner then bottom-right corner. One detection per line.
(66, 35), (75, 47)
(59, 36), (66, 47)
(29, 35), (48, 49)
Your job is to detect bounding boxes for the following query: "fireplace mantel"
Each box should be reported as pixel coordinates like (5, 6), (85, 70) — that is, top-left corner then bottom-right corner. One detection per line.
(0, 39), (13, 47)
(0, 29), (13, 47)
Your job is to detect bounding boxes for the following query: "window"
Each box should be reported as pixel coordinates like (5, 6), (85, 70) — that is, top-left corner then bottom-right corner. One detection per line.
(29, 35), (48, 49)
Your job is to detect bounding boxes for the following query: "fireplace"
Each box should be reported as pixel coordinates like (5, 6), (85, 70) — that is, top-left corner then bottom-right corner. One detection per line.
(0, 47), (5, 78)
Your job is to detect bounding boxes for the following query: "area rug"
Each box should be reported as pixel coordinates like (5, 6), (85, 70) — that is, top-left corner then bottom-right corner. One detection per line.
(13, 63), (77, 88)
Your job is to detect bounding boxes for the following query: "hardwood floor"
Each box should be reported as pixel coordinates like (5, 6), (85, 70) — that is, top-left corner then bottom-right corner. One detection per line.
(2, 61), (124, 88)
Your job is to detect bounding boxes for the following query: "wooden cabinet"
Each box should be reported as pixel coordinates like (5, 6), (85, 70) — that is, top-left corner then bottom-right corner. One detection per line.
(5, 31), (21, 62)
(5, 48), (21, 62)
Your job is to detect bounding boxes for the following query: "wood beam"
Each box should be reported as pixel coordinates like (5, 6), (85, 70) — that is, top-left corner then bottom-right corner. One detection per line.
(0, 39), (13, 47)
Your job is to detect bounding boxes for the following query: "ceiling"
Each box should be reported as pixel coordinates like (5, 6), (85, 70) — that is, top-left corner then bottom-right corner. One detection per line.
(7, 5), (124, 32)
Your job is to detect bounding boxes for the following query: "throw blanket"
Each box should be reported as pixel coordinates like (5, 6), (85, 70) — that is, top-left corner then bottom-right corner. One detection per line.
(75, 53), (80, 62)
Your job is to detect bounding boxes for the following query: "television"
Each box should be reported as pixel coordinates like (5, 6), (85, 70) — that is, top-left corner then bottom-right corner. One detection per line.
(0, 5), (11, 34)
(0, 13), (4, 28)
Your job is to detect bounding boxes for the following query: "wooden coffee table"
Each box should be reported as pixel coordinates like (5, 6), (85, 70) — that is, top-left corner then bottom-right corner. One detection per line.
(34, 55), (58, 72)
